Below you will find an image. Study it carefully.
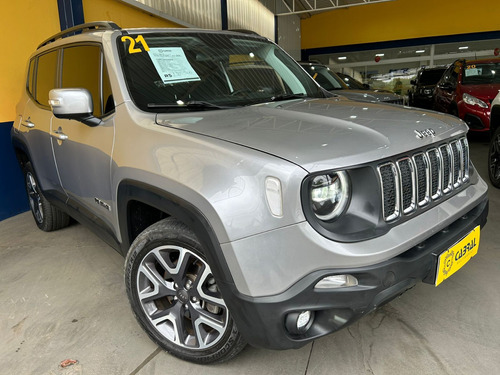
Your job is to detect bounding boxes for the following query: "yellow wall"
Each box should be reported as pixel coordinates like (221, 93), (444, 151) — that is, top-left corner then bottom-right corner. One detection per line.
(0, 0), (182, 123)
(301, 0), (500, 50)
(0, 1), (60, 122)
(83, 0), (182, 28)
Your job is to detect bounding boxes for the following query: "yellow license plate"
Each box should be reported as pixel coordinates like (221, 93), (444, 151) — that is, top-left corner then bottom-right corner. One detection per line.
(435, 226), (480, 286)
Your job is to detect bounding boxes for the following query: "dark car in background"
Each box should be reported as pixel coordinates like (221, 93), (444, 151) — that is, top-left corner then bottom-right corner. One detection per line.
(408, 67), (446, 109)
(300, 62), (403, 105)
(434, 58), (500, 132)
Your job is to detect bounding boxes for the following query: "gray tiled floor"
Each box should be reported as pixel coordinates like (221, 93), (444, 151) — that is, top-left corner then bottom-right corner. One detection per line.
(1, 139), (499, 375)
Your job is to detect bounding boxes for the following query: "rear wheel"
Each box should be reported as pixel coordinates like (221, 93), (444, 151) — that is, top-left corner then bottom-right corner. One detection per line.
(124, 218), (246, 364)
(23, 162), (70, 231)
(488, 127), (500, 188)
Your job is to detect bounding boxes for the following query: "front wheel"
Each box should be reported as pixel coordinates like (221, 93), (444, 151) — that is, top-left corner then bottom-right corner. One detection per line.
(124, 218), (246, 364)
(488, 127), (500, 188)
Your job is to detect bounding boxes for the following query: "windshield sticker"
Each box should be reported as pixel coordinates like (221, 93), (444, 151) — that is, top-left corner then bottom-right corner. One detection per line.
(148, 47), (200, 84)
(465, 68), (482, 77)
(121, 35), (150, 54)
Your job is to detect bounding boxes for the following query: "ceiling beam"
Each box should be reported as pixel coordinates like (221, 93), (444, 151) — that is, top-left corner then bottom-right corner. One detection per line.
(276, 0), (395, 16)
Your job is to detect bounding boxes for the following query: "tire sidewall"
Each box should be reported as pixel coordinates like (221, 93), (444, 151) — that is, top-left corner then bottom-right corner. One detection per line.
(488, 127), (500, 188)
(23, 162), (49, 231)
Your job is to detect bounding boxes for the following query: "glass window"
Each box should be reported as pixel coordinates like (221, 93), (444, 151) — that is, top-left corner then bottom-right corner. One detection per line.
(62, 45), (103, 117)
(27, 59), (35, 96)
(35, 50), (58, 107)
(462, 62), (500, 85)
(102, 60), (114, 116)
(118, 32), (324, 112)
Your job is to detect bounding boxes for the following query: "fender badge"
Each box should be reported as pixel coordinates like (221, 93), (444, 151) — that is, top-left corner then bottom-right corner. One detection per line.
(414, 128), (436, 139)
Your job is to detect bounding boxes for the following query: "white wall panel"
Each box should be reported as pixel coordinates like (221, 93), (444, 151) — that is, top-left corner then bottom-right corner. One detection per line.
(135, 0), (222, 29)
(227, 0), (275, 40)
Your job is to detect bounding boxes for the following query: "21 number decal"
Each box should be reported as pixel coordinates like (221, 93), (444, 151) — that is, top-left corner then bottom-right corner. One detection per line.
(121, 35), (150, 54)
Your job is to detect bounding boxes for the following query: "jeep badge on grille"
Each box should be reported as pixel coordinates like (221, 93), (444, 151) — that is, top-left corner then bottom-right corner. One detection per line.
(414, 128), (436, 139)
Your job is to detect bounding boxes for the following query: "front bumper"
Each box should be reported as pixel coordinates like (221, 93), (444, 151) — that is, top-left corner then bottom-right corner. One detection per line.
(223, 196), (488, 350)
(459, 102), (491, 131)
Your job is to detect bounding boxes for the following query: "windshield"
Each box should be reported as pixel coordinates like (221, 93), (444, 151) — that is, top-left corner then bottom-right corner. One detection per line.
(118, 32), (324, 112)
(419, 69), (446, 85)
(462, 62), (500, 85)
(301, 65), (346, 91)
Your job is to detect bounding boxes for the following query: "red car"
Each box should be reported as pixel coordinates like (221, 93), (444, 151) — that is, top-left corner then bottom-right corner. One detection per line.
(434, 58), (500, 132)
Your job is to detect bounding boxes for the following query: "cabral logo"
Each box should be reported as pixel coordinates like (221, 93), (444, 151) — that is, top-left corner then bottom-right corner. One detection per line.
(414, 128), (436, 139)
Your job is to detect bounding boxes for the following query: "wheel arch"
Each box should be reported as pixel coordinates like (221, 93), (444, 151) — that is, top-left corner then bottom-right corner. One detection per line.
(117, 179), (235, 286)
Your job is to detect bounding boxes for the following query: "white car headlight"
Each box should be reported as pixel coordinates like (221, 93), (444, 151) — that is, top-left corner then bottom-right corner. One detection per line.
(463, 93), (488, 108)
(310, 171), (350, 221)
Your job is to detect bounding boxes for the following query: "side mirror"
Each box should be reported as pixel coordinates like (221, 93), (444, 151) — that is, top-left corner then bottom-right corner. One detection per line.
(410, 79), (416, 85)
(438, 82), (455, 91)
(49, 88), (101, 127)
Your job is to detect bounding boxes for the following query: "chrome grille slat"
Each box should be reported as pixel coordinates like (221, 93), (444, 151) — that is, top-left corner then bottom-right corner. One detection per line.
(397, 158), (416, 214)
(378, 137), (470, 222)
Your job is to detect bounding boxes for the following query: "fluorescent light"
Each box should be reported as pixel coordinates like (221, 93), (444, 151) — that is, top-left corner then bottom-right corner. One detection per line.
(459, 46), (469, 50)
(338, 56), (347, 60)
(375, 53), (385, 57)
(416, 50), (425, 53)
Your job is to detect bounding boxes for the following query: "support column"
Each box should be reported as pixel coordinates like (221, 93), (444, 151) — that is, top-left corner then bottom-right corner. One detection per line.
(221, 0), (228, 30)
(57, 0), (84, 31)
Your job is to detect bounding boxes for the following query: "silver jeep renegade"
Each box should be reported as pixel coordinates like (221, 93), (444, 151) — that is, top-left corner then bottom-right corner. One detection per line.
(12, 22), (489, 364)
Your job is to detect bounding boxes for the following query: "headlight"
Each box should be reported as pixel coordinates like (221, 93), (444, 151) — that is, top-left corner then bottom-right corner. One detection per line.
(463, 93), (489, 108)
(310, 171), (350, 221)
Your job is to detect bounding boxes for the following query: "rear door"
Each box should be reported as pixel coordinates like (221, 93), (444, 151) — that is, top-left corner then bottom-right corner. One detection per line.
(19, 50), (66, 201)
(51, 44), (116, 230)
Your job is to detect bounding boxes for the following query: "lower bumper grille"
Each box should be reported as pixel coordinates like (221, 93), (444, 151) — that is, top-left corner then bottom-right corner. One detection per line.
(378, 137), (470, 222)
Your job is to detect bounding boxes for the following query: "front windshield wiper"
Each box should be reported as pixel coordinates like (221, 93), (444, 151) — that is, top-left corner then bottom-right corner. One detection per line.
(269, 93), (306, 102)
(147, 101), (234, 110)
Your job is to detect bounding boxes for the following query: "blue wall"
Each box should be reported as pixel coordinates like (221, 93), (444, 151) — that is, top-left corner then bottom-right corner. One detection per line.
(0, 122), (29, 221)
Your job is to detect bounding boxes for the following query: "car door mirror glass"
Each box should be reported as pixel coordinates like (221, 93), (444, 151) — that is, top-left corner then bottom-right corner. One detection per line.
(49, 88), (101, 127)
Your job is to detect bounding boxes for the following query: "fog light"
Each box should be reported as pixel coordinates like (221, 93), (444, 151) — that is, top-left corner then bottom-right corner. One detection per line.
(285, 310), (315, 335)
(297, 311), (311, 330)
(315, 274), (358, 289)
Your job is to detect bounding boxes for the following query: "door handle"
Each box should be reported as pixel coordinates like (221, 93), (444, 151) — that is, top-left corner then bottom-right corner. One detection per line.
(21, 120), (35, 128)
(51, 127), (68, 141)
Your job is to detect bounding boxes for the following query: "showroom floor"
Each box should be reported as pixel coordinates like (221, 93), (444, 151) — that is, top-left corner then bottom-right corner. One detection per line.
(1, 138), (499, 375)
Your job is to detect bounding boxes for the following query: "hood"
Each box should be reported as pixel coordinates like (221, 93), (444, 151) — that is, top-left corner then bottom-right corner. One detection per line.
(156, 97), (467, 173)
(462, 84), (500, 101)
(332, 89), (402, 103)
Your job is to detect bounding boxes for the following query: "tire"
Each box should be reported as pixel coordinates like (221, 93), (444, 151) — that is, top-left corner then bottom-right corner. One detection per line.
(488, 127), (500, 188)
(23, 162), (70, 231)
(124, 218), (246, 364)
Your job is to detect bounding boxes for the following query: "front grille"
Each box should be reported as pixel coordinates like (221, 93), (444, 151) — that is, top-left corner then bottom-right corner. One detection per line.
(378, 137), (470, 222)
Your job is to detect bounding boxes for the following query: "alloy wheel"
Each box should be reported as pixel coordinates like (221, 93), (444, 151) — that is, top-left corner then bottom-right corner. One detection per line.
(136, 245), (229, 350)
(26, 172), (43, 223)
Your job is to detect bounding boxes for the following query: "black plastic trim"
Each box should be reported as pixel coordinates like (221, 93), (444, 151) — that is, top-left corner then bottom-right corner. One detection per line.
(227, 196), (488, 350)
(116, 180), (235, 288)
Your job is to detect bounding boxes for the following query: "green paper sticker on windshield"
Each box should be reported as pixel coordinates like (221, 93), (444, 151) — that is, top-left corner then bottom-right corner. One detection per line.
(148, 47), (200, 84)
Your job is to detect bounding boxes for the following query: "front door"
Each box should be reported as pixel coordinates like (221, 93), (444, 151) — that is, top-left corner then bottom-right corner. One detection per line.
(51, 44), (116, 231)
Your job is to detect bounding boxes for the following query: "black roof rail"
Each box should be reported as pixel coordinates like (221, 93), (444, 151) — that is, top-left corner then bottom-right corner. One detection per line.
(37, 21), (121, 50)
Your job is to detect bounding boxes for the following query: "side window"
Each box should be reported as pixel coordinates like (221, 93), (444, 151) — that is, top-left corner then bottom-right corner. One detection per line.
(102, 60), (114, 116)
(62, 45), (102, 117)
(35, 50), (58, 107)
(451, 63), (461, 85)
(27, 59), (35, 96)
